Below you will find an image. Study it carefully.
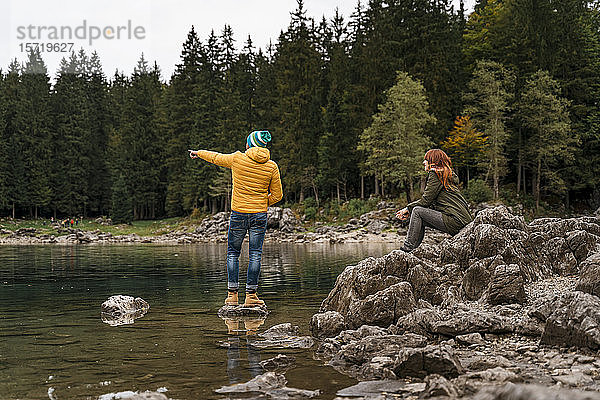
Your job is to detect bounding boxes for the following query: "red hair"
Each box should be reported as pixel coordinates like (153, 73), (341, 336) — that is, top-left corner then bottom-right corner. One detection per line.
(424, 149), (456, 191)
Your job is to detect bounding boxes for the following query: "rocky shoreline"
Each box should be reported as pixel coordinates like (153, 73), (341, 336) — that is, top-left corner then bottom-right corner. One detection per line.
(0, 205), (413, 245)
(303, 205), (600, 399)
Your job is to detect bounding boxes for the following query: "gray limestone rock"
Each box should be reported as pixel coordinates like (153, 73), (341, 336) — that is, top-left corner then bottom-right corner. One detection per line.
(488, 264), (526, 305)
(576, 252), (600, 298)
(310, 311), (346, 338)
(472, 383), (600, 400)
(393, 344), (464, 379)
(541, 291), (600, 350)
(100, 295), (149, 327)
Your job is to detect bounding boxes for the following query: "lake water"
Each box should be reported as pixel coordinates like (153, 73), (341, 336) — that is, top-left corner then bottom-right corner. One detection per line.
(0, 242), (397, 399)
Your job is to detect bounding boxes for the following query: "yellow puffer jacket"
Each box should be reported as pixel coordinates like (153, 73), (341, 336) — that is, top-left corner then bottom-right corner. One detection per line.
(196, 147), (283, 213)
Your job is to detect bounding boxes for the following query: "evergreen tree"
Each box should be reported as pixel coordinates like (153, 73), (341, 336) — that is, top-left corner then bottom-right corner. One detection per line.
(464, 60), (515, 199)
(111, 173), (133, 224)
(273, 0), (324, 201)
(518, 70), (573, 211)
(2, 61), (25, 218)
(18, 49), (53, 218)
(51, 52), (90, 216)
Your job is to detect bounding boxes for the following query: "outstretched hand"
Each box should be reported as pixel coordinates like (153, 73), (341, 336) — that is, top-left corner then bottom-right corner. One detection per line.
(395, 208), (409, 221)
(188, 150), (199, 159)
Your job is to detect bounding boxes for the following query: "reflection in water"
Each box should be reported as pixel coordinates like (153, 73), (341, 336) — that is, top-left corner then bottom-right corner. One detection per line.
(222, 316), (266, 384)
(0, 242), (396, 399)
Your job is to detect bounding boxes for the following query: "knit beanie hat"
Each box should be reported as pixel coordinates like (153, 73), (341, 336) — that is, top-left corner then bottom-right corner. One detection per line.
(247, 130), (271, 148)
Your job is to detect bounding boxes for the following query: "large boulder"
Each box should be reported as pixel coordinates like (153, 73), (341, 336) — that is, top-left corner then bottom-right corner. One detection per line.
(487, 264), (526, 305)
(319, 250), (426, 319)
(346, 282), (417, 329)
(393, 344), (464, 379)
(541, 291), (600, 350)
(310, 311), (346, 338)
(575, 252), (600, 297)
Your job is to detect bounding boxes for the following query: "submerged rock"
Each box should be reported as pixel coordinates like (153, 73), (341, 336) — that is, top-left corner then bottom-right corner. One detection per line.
(259, 354), (296, 372)
(100, 295), (149, 327)
(214, 371), (319, 398)
(217, 304), (269, 319)
(97, 390), (169, 400)
(248, 323), (314, 349)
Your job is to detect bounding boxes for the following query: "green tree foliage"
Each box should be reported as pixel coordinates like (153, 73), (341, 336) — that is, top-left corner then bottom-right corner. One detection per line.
(359, 71), (434, 200)
(1, 0), (599, 218)
(111, 173), (133, 224)
(18, 50), (53, 218)
(518, 70), (573, 210)
(464, 60), (515, 200)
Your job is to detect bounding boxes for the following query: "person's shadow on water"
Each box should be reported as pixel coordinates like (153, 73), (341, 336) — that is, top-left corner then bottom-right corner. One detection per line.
(222, 317), (266, 384)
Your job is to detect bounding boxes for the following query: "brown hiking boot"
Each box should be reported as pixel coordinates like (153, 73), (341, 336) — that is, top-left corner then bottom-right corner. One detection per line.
(225, 291), (238, 306)
(244, 292), (265, 307)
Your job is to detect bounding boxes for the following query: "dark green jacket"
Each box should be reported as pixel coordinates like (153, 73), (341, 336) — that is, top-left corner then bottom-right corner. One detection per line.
(407, 170), (473, 235)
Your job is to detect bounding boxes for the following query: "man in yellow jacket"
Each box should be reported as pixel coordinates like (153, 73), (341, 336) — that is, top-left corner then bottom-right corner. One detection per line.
(189, 130), (283, 307)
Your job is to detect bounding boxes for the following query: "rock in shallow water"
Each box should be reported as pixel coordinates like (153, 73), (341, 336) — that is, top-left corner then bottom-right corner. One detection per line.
(248, 323), (314, 349)
(217, 304), (269, 318)
(100, 295), (149, 326)
(214, 371), (319, 398)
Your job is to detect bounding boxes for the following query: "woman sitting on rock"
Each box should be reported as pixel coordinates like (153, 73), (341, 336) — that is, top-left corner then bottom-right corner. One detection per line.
(396, 149), (472, 251)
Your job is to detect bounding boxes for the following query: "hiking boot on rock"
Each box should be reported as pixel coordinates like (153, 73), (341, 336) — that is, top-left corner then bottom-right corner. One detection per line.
(244, 292), (265, 307)
(225, 291), (238, 306)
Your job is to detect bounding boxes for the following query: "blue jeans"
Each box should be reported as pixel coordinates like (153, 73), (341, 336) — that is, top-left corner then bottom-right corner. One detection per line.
(227, 211), (268, 291)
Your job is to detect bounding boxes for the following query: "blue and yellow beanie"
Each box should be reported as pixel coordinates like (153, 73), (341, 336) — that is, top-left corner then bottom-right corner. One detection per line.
(247, 130), (271, 148)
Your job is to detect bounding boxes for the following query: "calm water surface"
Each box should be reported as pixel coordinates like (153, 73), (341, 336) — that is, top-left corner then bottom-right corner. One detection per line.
(0, 242), (397, 399)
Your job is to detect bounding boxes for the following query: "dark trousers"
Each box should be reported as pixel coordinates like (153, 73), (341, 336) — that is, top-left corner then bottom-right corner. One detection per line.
(403, 206), (449, 250)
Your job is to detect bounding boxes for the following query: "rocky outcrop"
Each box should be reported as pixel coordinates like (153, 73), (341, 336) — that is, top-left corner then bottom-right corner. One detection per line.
(541, 291), (600, 349)
(312, 207), (600, 395)
(319, 206), (600, 329)
(100, 295), (149, 326)
(472, 383), (600, 400)
(487, 264), (526, 305)
(393, 344), (464, 379)
(576, 252), (600, 297)
(310, 311), (346, 338)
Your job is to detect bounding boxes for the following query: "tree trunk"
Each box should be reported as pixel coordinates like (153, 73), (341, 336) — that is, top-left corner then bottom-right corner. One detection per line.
(35, 206), (38, 219)
(493, 158), (499, 200)
(517, 128), (522, 195)
(522, 167), (526, 194)
(536, 158), (541, 212)
(361, 175), (364, 200)
(299, 188), (305, 203)
(467, 167), (470, 187)
(336, 182), (340, 203)
(12, 202), (15, 219)
(374, 175), (379, 196)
